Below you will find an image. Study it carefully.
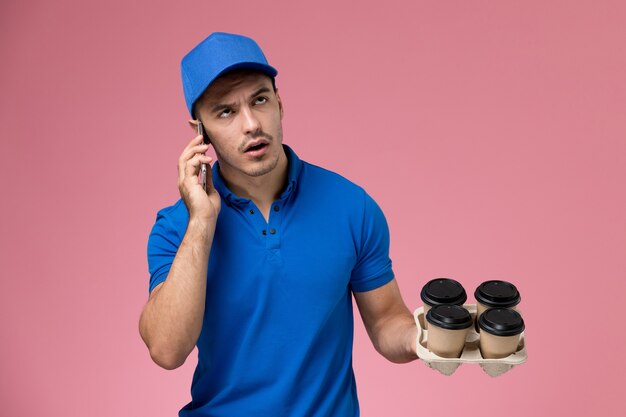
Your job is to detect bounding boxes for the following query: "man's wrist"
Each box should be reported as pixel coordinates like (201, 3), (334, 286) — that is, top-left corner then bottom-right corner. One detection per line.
(187, 216), (216, 237)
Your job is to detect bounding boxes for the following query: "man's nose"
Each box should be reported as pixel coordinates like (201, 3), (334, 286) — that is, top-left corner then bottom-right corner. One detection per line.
(241, 105), (261, 135)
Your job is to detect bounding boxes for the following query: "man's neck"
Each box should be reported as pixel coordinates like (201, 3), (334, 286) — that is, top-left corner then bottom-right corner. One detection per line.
(220, 149), (289, 217)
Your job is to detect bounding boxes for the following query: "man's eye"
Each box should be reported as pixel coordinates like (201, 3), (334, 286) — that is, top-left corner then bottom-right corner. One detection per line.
(254, 97), (268, 105)
(219, 109), (232, 118)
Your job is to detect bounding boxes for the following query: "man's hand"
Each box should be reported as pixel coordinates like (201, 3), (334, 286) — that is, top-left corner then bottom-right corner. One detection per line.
(178, 133), (221, 222)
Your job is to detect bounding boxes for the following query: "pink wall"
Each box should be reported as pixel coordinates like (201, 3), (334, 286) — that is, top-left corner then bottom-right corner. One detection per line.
(1, 0), (625, 415)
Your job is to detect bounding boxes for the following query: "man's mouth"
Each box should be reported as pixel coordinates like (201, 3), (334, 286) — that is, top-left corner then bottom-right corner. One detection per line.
(244, 139), (270, 153)
(245, 143), (267, 152)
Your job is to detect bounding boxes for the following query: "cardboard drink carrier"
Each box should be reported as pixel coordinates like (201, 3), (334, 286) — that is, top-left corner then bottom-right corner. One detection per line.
(413, 304), (527, 377)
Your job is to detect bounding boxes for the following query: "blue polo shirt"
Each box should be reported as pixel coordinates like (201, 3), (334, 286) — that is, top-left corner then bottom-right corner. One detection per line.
(147, 145), (394, 417)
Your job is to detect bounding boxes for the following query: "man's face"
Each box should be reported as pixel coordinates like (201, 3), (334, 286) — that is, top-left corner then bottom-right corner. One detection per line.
(194, 70), (284, 180)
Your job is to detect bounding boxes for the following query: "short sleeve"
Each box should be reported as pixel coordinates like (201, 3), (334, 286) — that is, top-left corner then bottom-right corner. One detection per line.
(349, 192), (395, 292)
(146, 208), (184, 295)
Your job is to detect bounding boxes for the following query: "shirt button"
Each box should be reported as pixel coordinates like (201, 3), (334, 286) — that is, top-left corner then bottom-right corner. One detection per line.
(262, 230), (267, 235)
(270, 229), (276, 235)
(273, 205), (280, 212)
(249, 209), (255, 214)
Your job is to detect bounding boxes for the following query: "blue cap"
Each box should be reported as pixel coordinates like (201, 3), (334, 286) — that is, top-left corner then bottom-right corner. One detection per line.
(181, 32), (278, 118)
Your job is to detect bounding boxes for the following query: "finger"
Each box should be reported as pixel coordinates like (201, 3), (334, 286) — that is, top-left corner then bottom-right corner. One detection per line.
(180, 135), (205, 160)
(193, 156), (215, 191)
(184, 154), (212, 182)
(181, 134), (205, 155)
(178, 143), (209, 183)
(178, 151), (202, 185)
(183, 153), (203, 181)
(180, 143), (210, 163)
(188, 133), (204, 146)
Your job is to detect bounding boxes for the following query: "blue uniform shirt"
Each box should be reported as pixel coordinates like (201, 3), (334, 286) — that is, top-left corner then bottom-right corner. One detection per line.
(147, 145), (394, 416)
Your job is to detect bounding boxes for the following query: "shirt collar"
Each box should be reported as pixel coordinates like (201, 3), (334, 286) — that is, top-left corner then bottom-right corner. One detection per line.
(211, 144), (302, 207)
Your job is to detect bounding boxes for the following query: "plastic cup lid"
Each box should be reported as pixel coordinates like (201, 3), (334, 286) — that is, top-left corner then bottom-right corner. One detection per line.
(420, 278), (467, 307)
(425, 304), (473, 330)
(474, 280), (521, 308)
(478, 308), (525, 336)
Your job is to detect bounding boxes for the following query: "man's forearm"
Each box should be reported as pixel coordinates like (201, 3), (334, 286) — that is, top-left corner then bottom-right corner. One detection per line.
(139, 217), (215, 369)
(373, 312), (419, 364)
(354, 280), (419, 364)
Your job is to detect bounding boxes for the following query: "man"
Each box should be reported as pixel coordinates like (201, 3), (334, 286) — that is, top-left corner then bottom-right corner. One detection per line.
(139, 32), (418, 416)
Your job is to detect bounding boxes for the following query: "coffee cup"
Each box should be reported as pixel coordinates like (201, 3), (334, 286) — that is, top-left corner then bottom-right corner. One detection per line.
(426, 304), (473, 358)
(420, 278), (467, 329)
(474, 280), (521, 331)
(478, 308), (525, 359)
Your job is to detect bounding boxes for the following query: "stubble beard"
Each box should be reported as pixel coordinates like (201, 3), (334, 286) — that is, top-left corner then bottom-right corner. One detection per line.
(246, 151), (280, 177)
(216, 124), (283, 179)
(244, 124), (283, 177)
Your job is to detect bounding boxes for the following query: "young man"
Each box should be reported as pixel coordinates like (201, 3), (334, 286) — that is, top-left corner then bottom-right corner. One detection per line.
(139, 32), (418, 416)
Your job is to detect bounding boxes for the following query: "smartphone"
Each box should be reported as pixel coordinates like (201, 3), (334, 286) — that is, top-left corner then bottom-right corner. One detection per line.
(197, 121), (211, 193)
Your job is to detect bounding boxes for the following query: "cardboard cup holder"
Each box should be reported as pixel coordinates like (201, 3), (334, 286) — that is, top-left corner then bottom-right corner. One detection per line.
(413, 304), (527, 377)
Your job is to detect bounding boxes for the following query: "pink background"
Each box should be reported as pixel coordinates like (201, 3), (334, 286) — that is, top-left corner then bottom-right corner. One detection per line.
(1, 0), (625, 415)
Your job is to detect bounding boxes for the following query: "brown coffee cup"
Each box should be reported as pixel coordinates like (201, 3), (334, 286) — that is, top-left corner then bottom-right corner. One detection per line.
(421, 278), (467, 329)
(426, 304), (473, 358)
(474, 280), (521, 331)
(478, 308), (525, 359)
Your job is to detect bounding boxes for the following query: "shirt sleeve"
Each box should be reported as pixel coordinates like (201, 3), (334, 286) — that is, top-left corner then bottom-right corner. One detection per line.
(146, 208), (183, 295)
(349, 191), (395, 292)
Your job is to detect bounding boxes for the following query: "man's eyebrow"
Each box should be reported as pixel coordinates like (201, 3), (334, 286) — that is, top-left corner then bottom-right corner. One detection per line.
(209, 86), (272, 114)
(250, 86), (271, 98)
(210, 101), (235, 114)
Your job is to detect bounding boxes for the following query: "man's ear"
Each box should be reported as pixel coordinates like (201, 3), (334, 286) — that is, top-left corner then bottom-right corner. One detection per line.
(276, 89), (284, 120)
(188, 119), (199, 132)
